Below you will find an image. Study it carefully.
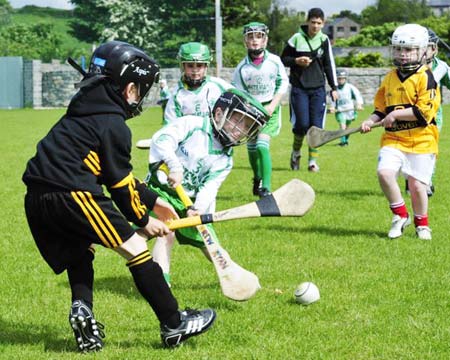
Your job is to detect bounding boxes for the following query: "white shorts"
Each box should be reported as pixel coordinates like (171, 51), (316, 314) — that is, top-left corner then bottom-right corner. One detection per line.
(377, 146), (435, 185)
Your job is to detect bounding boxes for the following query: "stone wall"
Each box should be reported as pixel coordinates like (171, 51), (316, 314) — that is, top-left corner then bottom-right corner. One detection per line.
(22, 60), (450, 108)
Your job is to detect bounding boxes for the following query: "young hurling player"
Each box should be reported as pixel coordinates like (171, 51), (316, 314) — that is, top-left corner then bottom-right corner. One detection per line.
(329, 69), (363, 146)
(135, 42), (231, 148)
(146, 89), (268, 286)
(361, 24), (440, 240)
(23, 41), (216, 351)
(232, 22), (289, 197)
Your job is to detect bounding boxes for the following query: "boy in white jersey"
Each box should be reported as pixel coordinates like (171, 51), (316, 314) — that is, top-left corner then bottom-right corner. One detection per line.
(165, 42), (231, 122)
(232, 22), (289, 197)
(329, 69), (363, 146)
(145, 89), (268, 285)
(135, 42), (231, 148)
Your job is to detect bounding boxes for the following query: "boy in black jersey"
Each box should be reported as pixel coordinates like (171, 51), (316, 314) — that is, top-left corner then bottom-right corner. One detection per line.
(23, 41), (215, 351)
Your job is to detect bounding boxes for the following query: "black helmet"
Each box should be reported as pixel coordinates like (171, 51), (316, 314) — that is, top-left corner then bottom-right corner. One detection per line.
(86, 41), (160, 117)
(211, 88), (269, 147)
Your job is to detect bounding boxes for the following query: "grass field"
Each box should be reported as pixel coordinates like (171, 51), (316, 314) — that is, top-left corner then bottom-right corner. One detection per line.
(1, 105), (450, 359)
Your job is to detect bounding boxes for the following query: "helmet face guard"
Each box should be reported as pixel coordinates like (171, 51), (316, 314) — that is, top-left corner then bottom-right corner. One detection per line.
(212, 89), (269, 147)
(87, 41), (160, 117)
(391, 24), (428, 72)
(243, 22), (269, 57)
(426, 28), (439, 64)
(178, 42), (212, 87)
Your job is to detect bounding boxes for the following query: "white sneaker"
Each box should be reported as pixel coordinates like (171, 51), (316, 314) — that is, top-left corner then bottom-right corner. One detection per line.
(388, 215), (411, 239)
(416, 226), (432, 240)
(308, 161), (320, 173)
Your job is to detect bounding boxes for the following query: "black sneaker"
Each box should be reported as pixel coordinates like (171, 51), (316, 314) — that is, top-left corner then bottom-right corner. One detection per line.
(290, 151), (301, 170)
(252, 177), (262, 196)
(257, 187), (271, 198)
(69, 300), (105, 352)
(427, 184), (434, 197)
(160, 308), (216, 347)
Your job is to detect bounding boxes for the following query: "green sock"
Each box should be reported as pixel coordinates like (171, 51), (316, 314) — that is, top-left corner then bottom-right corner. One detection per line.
(247, 142), (261, 179)
(257, 138), (271, 191)
(308, 147), (319, 163)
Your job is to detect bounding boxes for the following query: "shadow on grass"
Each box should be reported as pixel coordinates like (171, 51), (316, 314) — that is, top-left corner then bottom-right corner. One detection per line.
(248, 224), (387, 239)
(315, 188), (382, 198)
(93, 276), (242, 312)
(0, 316), (73, 353)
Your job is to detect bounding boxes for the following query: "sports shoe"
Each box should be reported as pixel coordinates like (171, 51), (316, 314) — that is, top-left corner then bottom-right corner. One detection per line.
(290, 151), (301, 170)
(257, 187), (271, 198)
(427, 184), (434, 197)
(388, 215), (411, 239)
(160, 308), (216, 347)
(338, 141), (348, 147)
(252, 177), (262, 196)
(416, 226), (432, 240)
(69, 300), (105, 352)
(308, 162), (320, 173)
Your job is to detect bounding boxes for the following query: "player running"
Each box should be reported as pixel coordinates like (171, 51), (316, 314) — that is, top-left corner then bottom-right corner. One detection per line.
(329, 69), (363, 146)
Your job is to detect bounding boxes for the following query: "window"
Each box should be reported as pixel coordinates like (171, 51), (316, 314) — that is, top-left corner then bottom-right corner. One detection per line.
(350, 26), (357, 32)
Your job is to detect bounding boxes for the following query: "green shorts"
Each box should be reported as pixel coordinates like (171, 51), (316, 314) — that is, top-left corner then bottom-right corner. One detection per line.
(260, 104), (281, 137)
(335, 110), (356, 124)
(146, 174), (219, 248)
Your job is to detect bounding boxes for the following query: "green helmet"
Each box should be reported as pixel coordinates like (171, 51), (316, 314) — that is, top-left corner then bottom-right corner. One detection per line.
(177, 42), (212, 64)
(243, 22), (269, 36)
(212, 88), (269, 147)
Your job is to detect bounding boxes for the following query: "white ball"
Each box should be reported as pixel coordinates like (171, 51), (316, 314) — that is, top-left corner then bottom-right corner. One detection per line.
(294, 282), (320, 305)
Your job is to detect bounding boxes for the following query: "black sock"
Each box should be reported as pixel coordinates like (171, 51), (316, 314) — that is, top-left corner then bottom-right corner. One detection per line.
(127, 251), (180, 327)
(67, 247), (95, 308)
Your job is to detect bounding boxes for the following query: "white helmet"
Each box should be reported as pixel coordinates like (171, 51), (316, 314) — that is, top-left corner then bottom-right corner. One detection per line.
(391, 24), (428, 72)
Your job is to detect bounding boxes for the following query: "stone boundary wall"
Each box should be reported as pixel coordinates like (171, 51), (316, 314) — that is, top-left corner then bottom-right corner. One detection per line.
(22, 60), (450, 108)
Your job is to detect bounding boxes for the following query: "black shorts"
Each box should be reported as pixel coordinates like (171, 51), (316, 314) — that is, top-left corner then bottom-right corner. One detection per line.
(25, 189), (135, 274)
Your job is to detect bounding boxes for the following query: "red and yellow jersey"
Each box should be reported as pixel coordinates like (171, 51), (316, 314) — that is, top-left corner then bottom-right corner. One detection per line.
(373, 65), (440, 154)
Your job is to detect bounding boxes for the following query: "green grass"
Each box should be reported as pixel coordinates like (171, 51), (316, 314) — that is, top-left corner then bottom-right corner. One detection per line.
(2, 105), (450, 359)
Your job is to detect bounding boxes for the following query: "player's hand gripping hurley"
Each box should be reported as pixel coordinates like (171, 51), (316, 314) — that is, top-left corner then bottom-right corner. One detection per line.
(160, 164), (261, 301)
(306, 122), (382, 148)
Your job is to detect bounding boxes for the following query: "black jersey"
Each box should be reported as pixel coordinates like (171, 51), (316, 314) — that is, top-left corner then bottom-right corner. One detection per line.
(23, 81), (156, 227)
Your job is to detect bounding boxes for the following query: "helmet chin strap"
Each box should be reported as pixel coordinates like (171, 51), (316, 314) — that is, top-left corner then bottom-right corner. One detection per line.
(248, 48), (264, 57)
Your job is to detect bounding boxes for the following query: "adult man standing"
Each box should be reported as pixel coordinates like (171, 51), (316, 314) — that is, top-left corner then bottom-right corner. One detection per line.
(281, 7), (338, 172)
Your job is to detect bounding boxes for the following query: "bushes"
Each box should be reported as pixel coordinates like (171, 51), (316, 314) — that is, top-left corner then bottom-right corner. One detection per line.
(335, 51), (389, 68)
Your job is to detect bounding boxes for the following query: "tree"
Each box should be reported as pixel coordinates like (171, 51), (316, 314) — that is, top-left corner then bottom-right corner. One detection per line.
(0, 0), (12, 27)
(0, 23), (63, 61)
(361, 0), (431, 26)
(329, 10), (361, 24)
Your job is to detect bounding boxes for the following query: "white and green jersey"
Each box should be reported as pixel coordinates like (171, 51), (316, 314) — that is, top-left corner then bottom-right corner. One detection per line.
(149, 115), (232, 213)
(232, 51), (289, 103)
(164, 76), (231, 123)
(431, 57), (450, 131)
(334, 82), (363, 112)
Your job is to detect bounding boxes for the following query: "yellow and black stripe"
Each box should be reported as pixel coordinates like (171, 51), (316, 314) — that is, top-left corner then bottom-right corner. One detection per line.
(71, 190), (123, 248)
(111, 173), (147, 220)
(83, 150), (101, 176)
(126, 250), (152, 268)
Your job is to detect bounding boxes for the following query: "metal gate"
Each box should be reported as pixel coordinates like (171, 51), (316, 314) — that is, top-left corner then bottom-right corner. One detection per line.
(0, 57), (23, 109)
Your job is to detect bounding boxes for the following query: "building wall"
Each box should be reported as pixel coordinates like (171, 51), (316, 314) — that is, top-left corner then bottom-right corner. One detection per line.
(21, 60), (450, 108)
